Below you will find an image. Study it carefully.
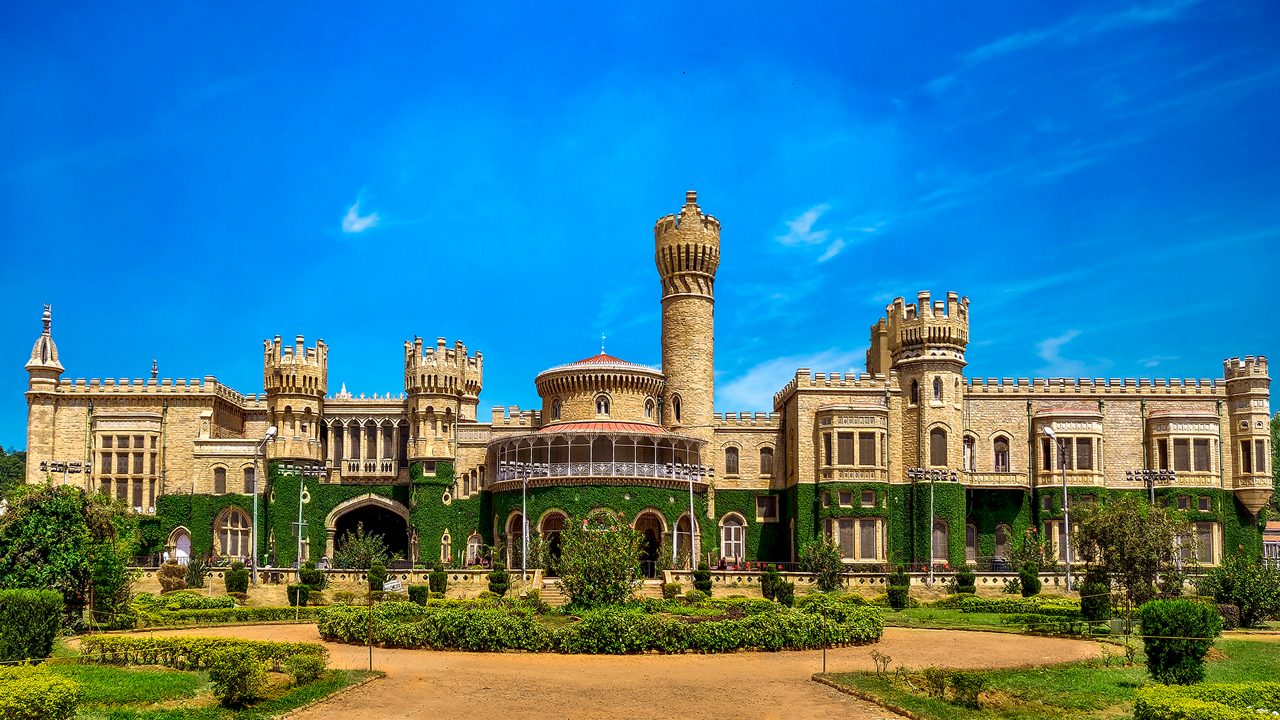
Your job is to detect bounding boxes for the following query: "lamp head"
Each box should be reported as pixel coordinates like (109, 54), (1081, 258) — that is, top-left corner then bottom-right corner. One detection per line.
(265, 425), (278, 440)
(1043, 426), (1057, 439)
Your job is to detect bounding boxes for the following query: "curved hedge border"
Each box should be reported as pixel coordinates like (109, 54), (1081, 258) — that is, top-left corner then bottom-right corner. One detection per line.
(135, 591), (236, 611)
(80, 635), (328, 671)
(1134, 682), (1280, 720)
(957, 596), (1081, 618)
(134, 606), (323, 627)
(0, 666), (80, 720)
(318, 599), (882, 654)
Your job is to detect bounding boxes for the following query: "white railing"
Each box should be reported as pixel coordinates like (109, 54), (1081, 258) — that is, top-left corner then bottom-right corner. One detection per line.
(495, 460), (711, 483)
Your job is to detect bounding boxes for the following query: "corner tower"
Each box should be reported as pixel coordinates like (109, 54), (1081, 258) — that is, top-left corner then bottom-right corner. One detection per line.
(25, 305), (64, 484)
(1224, 355), (1271, 515)
(656, 190), (720, 446)
(404, 337), (483, 463)
(264, 335), (327, 463)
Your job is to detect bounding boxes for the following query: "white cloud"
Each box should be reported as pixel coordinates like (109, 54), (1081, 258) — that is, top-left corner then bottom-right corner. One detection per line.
(1036, 329), (1087, 377)
(1139, 354), (1179, 369)
(776, 204), (830, 246)
(816, 239), (846, 263)
(718, 348), (866, 410)
(342, 200), (380, 234)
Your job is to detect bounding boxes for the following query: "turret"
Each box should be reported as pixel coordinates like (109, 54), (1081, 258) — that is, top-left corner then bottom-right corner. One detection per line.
(25, 305), (64, 484)
(403, 337), (483, 462)
(263, 335), (327, 463)
(1224, 355), (1271, 515)
(656, 190), (720, 446)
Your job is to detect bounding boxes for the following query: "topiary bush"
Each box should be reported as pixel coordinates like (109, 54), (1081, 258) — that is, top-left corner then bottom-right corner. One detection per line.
(1019, 567), (1041, 597)
(286, 584), (310, 607)
(661, 582), (681, 600)
(205, 646), (267, 707)
(684, 589), (708, 604)
(0, 666), (81, 720)
(299, 561), (326, 591)
(1081, 567), (1112, 622)
(157, 562), (187, 593)
(224, 562), (249, 594)
(488, 562), (510, 596)
(367, 561), (387, 593)
(184, 557), (208, 589)
(408, 585), (429, 605)
(0, 589), (62, 662)
(887, 567), (911, 610)
(774, 580), (795, 608)
(693, 562), (713, 596)
(1139, 599), (1222, 685)
(429, 564), (448, 594)
(1217, 603), (1241, 631)
(761, 567), (782, 601)
(953, 565), (976, 594)
(282, 652), (326, 686)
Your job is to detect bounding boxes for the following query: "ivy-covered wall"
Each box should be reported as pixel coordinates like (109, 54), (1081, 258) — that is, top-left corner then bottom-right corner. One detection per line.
(966, 488), (1032, 561)
(714, 488), (787, 560)
(147, 492), (257, 558)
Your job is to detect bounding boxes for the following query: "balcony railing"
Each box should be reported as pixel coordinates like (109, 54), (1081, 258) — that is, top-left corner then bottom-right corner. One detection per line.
(964, 471), (1030, 488)
(495, 460), (711, 484)
(1033, 470), (1105, 487)
(819, 467), (889, 482)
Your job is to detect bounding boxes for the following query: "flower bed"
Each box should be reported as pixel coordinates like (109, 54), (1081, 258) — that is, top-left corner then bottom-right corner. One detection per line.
(318, 597), (882, 654)
(80, 635), (328, 671)
(1134, 682), (1280, 720)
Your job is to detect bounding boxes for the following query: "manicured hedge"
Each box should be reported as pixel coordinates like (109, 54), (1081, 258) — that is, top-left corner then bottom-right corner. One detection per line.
(80, 635), (327, 671)
(134, 605), (323, 627)
(135, 591), (236, 611)
(0, 666), (81, 720)
(317, 599), (882, 654)
(1134, 682), (1280, 719)
(958, 596), (1081, 618)
(0, 589), (63, 662)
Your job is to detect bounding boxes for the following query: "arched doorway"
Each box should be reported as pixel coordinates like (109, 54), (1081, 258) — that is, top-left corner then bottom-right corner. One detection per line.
(539, 512), (566, 575)
(507, 513), (525, 568)
(169, 527), (192, 565)
(634, 511), (665, 578)
(674, 514), (697, 569)
(331, 501), (410, 565)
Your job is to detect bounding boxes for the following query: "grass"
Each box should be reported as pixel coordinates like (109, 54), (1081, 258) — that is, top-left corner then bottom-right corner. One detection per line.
(821, 637), (1280, 719)
(883, 608), (1014, 632)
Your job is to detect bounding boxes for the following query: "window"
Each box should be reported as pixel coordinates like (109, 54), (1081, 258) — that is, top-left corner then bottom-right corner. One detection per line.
(821, 491), (830, 508)
(929, 428), (947, 466)
(1198, 496), (1211, 512)
(1193, 439), (1210, 472)
(1041, 438), (1052, 470)
(440, 530), (452, 565)
(1076, 437), (1093, 470)
(215, 507), (252, 558)
(1242, 440), (1253, 473)
(759, 448), (774, 476)
(644, 399), (654, 420)
(994, 436), (1010, 472)
(466, 534), (484, 565)
(1177, 495), (1189, 510)
(1158, 439), (1170, 470)
(1173, 439), (1191, 472)
(1256, 439), (1267, 473)
(858, 433), (876, 466)
(995, 524), (1011, 559)
(910, 380), (919, 405)
(1196, 522), (1215, 564)
(672, 395), (681, 422)
(243, 468), (254, 494)
(552, 399), (561, 421)
(103, 436), (113, 449)
(837, 433), (854, 465)
(595, 395), (610, 416)
(933, 377), (943, 402)
(213, 467), (227, 494)
(965, 524), (977, 562)
(1041, 494), (1053, 511)
(132, 453), (143, 474)
(721, 516), (745, 561)
(724, 447), (739, 475)
(860, 490), (875, 508)
(116, 453), (127, 474)
(963, 436), (975, 471)
(931, 520), (948, 562)
(755, 496), (778, 522)
(838, 490), (852, 507)
(859, 519), (877, 560)
(823, 435), (833, 466)
(836, 518), (855, 557)
(1058, 439), (1073, 470)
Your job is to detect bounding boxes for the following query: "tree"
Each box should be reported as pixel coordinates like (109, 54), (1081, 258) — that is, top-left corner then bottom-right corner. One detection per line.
(1197, 554), (1280, 628)
(0, 484), (137, 627)
(798, 539), (844, 592)
(1075, 494), (1188, 616)
(555, 512), (643, 608)
(332, 522), (388, 569)
(0, 448), (25, 501)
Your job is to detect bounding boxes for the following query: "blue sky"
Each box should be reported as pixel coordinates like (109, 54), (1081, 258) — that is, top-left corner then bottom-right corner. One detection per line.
(2, 1), (1278, 449)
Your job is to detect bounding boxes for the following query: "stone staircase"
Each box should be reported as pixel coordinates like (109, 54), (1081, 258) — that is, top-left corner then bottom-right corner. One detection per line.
(538, 578), (666, 606)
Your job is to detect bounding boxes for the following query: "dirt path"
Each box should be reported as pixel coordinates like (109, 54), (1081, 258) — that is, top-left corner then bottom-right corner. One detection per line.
(142, 624), (1103, 720)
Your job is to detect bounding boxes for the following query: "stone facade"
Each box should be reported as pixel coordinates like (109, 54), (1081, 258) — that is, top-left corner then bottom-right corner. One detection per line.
(20, 192), (1274, 571)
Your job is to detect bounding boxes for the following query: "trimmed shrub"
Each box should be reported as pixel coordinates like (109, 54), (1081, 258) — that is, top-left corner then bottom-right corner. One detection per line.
(488, 562), (510, 596)
(1019, 567), (1041, 597)
(157, 562), (187, 593)
(1197, 555), (1280, 629)
(953, 565), (976, 594)
(927, 593), (976, 609)
(886, 585), (910, 610)
(1081, 567), (1112, 622)
(184, 557), (208, 589)
(429, 564), (448, 594)
(367, 561), (387, 592)
(761, 567), (782, 601)
(1134, 681), (1280, 720)
(1139, 599), (1222, 685)
(299, 561), (327, 591)
(661, 582), (681, 600)
(141, 591), (236, 611)
(948, 671), (986, 709)
(283, 652), (326, 685)
(684, 589), (708, 604)
(80, 635), (327, 671)
(287, 584), (310, 607)
(224, 562), (249, 594)
(1217, 603), (1240, 631)
(0, 666), (81, 720)
(796, 593), (869, 623)
(775, 580), (796, 608)
(0, 589), (62, 662)
(205, 646), (267, 708)
(693, 562), (713, 596)
(408, 585), (429, 605)
(133, 606), (323, 627)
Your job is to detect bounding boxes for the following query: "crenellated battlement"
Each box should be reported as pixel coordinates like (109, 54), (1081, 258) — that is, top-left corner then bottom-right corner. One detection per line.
(714, 411), (781, 427)
(404, 337), (483, 397)
(655, 190), (721, 298)
(773, 369), (892, 408)
(55, 376), (263, 405)
(490, 405), (542, 427)
(867, 291), (969, 374)
(963, 376), (1225, 395)
(1224, 355), (1268, 381)
(263, 335), (327, 396)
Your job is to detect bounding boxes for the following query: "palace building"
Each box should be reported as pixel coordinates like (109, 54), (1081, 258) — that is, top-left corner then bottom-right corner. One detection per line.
(21, 192), (1274, 572)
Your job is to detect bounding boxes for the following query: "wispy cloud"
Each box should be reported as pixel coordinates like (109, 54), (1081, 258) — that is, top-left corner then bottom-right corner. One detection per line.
(1139, 354), (1179, 369)
(776, 204), (831, 246)
(342, 199), (380, 234)
(817, 238), (846, 263)
(719, 348), (867, 410)
(1036, 329), (1087, 377)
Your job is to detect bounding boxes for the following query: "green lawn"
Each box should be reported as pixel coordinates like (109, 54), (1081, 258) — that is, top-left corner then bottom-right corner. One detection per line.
(882, 608), (1014, 633)
(821, 638), (1280, 719)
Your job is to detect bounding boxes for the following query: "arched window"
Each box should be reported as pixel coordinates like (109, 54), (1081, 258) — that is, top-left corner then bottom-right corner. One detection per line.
(933, 377), (943, 402)
(466, 533), (484, 566)
(242, 467), (254, 494)
(910, 380), (919, 405)
(644, 398), (655, 420)
(672, 395), (682, 423)
(963, 436), (975, 471)
(720, 515), (745, 562)
(724, 447), (739, 475)
(932, 520), (948, 563)
(995, 524), (1011, 560)
(595, 394), (610, 416)
(440, 529), (452, 566)
(169, 528), (192, 565)
(213, 467), (227, 494)
(759, 447), (774, 476)
(993, 436), (1011, 473)
(965, 523), (977, 562)
(215, 507), (252, 558)
(929, 428), (947, 466)
(551, 399), (561, 421)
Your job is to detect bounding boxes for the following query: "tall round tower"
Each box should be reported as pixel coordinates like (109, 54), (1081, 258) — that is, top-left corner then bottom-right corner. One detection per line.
(263, 335), (328, 463)
(25, 305), (64, 484)
(655, 190), (720, 446)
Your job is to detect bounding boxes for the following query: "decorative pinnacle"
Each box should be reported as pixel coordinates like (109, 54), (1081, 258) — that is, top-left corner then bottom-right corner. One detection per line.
(601, 333), (606, 354)
(685, 190), (697, 205)
(42, 304), (51, 335)
(151, 359), (158, 381)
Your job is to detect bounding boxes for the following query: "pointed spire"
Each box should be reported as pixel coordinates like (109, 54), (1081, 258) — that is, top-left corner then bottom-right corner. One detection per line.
(27, 304), (63, 376)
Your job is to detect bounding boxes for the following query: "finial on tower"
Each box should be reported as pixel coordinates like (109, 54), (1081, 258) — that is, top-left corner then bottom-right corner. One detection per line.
(151, 359), (158, 381)
(601, 333), (606, 354)
(42, 304), (52, 335)
(685, 190), (697, 205)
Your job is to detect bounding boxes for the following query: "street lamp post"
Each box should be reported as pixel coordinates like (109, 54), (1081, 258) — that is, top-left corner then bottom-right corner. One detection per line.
(1126, 469), (1177, 505)
(252, 426), (278, 586)
(521, 462), (529, 581)
(687, 462), (697, 570)
(1043, 427), (1071, 591)
(908, 467), (957, 586)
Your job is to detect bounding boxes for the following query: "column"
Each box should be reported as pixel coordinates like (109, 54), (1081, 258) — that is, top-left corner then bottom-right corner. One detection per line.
(376, 422), (385, 460)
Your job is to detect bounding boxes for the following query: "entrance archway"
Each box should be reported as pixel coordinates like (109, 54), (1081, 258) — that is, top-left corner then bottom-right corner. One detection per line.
(326, 494), (411, 565)
(169, 527), (192, 565)
(539, 511), (566, 575)
(634, 511), (665, 578)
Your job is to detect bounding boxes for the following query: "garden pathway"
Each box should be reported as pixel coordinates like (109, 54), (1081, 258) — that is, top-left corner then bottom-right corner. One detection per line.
(145, 624), (1104, 719)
